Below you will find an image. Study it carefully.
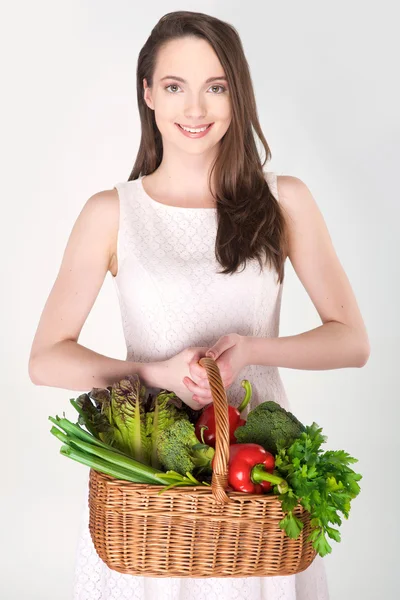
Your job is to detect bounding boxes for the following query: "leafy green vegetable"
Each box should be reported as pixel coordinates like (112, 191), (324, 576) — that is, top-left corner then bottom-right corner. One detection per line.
(72, 381), (193, 469)
(144, 391), (190, 469)
(74, 375), (152, 464)
(234, 400), (305, 454)
(156, 419), (215, 476)
(149, 391), (190, 430)
(105, 375), (152, 464)
(72, 393), (114, 442)
(273, 422), (362, 557)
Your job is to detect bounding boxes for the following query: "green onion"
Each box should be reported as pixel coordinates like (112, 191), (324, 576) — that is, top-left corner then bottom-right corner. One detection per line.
(50, 425), (167, 485)
(49, 416), (120, 452)
(50, 414), (211, 489)
(158, 480), (200, 494)
(59, 444), (156, 484)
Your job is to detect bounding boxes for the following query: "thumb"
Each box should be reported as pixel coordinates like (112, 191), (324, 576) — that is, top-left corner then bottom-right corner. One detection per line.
(206, 337), (230, 360)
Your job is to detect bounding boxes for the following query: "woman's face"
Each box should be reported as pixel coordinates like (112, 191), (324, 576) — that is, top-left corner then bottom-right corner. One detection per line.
(143, 36), (232, 155)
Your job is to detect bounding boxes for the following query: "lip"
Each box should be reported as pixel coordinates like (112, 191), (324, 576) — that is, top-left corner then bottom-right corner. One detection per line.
(175, 122), (214, 138)
(177, 123), (214, 128)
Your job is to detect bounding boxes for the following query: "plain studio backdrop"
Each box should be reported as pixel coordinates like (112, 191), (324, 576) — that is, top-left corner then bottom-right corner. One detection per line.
(2, 1), (398, 598)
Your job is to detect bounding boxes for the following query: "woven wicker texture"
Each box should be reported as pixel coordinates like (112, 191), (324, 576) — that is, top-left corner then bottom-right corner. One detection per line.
(88, 358), (317, 577)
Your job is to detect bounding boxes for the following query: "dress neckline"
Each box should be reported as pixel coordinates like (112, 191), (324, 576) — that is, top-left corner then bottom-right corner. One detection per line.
(138, 175), (217, 211)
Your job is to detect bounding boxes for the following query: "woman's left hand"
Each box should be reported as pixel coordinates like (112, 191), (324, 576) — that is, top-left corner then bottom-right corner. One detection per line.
(183, 333), (249, 403)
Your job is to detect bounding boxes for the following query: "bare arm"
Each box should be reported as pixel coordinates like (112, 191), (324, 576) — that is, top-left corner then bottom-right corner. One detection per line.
(245, 175), (370, 370)
(28, 189), (167, 391)
(244, 321), (368, 371)
(30, 339), (167, 391)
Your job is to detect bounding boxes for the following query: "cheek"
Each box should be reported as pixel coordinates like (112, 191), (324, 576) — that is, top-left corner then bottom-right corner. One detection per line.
(216, 101), (231, 128)
(214, 96), (231, 116)
(217, 113), (232, 137)
(152, 96), (177, 122)
(153, 108), (176, 136)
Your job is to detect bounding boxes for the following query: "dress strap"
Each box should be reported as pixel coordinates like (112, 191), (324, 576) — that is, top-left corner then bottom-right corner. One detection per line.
(264, 171), (279, 203)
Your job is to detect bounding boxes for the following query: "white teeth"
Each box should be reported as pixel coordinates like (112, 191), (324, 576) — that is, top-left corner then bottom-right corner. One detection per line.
(179, 124), (210, 133)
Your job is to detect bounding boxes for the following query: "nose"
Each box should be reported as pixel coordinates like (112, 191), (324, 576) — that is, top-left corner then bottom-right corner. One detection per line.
(183, 92), (207, 120)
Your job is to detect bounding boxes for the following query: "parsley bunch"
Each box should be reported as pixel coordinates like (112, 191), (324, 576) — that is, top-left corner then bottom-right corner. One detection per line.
(274, 422), (362, 557)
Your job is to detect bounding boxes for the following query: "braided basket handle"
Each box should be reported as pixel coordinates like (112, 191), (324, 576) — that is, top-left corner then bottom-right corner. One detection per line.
(198, 357), (234, 505)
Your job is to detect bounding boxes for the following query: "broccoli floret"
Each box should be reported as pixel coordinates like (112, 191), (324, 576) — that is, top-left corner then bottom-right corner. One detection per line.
(156, 419), (215, 476)
(234, 400), (305, 454)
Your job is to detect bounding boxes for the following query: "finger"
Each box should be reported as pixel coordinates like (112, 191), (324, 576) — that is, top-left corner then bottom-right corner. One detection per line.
(189, 362), (210, 388)
(206, 334), (236, 361)
(183, 377), (212, 400)
(193, 394), (213, 406)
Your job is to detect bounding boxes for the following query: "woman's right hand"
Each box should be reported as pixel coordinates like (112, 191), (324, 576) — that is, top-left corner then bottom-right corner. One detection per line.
(160, 346), (214, 411)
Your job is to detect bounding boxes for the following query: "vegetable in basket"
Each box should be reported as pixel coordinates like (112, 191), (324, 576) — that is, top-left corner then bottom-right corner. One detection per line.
(144, 390), (190, 469)
(273, 422), (362, 557)
(75, 374), (152, 465)
(73, 376), (190, 469)
(224, 419), (362, 558)
(195, 379), (252, 447)
(156, 418), (215, 477)
(49, 412), (210, 490)
(217, 442), (289, 494)
(234, 400), (305, 453)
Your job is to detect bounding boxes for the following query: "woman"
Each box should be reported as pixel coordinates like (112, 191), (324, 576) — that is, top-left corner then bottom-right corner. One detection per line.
(29, 10), (370, 600)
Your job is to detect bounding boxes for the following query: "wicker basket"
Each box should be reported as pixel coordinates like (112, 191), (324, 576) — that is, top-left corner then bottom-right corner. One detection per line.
(88, 357), (317, 577)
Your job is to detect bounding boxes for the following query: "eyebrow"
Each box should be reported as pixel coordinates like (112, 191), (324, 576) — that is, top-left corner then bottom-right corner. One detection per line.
(160, 75), (227, 83)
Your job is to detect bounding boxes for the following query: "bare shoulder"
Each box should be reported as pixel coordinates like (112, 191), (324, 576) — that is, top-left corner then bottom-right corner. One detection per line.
(276, 175), (312, 213)
(86, 187), (120, 276)
(276, 174), (322, 235)
(275, 174), (332, 273)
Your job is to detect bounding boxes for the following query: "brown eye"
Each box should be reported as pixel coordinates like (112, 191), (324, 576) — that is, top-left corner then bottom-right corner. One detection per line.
(165, 84), (180, 93)
(209, 85), (226, 94)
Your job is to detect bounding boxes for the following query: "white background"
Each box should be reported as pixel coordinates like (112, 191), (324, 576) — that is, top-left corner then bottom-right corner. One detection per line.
(2, 1), (399, 598)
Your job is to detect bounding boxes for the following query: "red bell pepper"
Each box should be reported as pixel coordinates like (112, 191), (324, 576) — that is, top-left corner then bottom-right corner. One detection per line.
(195, 380), (252, 448)
(211, 443), (289, 494)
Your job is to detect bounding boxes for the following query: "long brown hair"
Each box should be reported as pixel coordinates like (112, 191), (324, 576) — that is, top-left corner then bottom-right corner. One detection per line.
(128, 10), (289, 284)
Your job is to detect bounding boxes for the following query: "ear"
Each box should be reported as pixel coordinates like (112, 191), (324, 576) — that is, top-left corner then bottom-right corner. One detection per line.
(143, 78), (154, 110)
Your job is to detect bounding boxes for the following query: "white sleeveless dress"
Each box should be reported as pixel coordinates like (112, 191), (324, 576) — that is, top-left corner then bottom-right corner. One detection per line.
(72, 171), (330, 599)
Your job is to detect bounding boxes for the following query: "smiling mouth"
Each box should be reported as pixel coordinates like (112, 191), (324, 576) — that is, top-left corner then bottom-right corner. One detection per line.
(177, 123), (213, 132)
